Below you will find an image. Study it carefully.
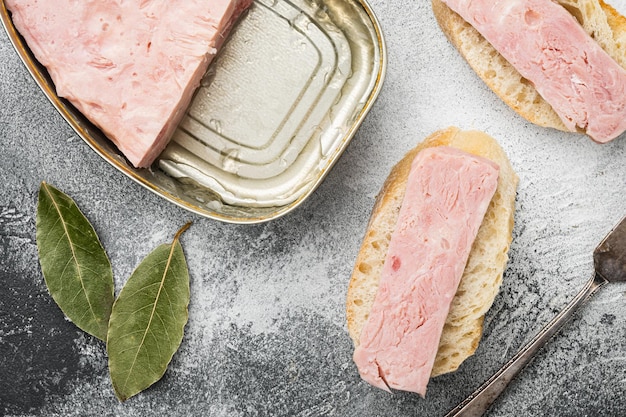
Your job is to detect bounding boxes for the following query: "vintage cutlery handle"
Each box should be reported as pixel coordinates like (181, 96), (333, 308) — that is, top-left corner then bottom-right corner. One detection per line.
(444, 274), (604, 417)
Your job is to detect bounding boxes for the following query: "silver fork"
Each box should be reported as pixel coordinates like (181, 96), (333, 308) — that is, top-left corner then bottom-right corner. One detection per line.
(445, 215), (626, 417)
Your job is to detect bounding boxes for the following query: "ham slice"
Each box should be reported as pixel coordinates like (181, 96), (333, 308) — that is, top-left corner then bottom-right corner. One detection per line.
(6, 0), (253, 167)
(353, 146), (499, 396)
(442, 0), (626, 143)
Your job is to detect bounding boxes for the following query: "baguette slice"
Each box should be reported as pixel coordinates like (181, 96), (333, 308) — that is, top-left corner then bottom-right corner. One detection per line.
(346, 127), (518, 377)
(432, 0), (626, 132)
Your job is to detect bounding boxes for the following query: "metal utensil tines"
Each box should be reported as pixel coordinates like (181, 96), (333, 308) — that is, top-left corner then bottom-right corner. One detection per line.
(445, 215), (626, 417)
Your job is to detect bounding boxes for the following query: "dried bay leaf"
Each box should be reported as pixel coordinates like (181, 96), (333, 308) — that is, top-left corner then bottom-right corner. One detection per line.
(107, 223), (191, 401)
(36, 182), (114, 341)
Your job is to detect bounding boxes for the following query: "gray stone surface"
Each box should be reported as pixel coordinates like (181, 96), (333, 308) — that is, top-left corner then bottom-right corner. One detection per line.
(1, 1), (626, 416)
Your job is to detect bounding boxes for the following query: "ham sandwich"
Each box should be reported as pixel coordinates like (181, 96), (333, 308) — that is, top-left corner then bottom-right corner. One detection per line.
(6, 0), (253, 167)
(353, 146), (500, 396)
(439, 0), (626, 143)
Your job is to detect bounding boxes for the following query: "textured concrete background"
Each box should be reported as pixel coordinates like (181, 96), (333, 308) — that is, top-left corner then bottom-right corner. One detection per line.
(1, 1), (626, 416)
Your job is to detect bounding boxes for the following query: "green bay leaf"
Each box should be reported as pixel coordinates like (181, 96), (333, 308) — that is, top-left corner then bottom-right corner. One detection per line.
(107, 223), (191, 402)
(36, 182), (114, 341)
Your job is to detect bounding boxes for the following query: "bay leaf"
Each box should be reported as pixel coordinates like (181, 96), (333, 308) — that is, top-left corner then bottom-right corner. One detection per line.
(107, 223), (191, 401)
(36, 182), (114, 341)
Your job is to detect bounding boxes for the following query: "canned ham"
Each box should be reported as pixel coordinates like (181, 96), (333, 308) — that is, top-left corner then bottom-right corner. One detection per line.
(353, 146), (499, 396)
(6, 0), (253, 167)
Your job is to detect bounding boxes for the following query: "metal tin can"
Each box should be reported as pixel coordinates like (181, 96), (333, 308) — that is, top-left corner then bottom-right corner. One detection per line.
(1, 0), (386, 223)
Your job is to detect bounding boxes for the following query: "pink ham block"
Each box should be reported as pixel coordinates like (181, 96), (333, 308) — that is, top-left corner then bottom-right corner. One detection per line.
(353, 146), (499, 396)
(6, 0), (253, 167)
(442, 0), (626, 143)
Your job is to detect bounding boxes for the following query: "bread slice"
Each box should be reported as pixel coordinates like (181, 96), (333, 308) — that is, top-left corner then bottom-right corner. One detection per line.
(431, 0), (626, 132)
(346, 127), (518, 377)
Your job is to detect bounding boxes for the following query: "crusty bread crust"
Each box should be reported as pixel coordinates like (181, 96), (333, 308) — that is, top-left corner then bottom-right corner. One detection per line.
(346, 127), (518, 377)
(431, 0), (626, 133)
